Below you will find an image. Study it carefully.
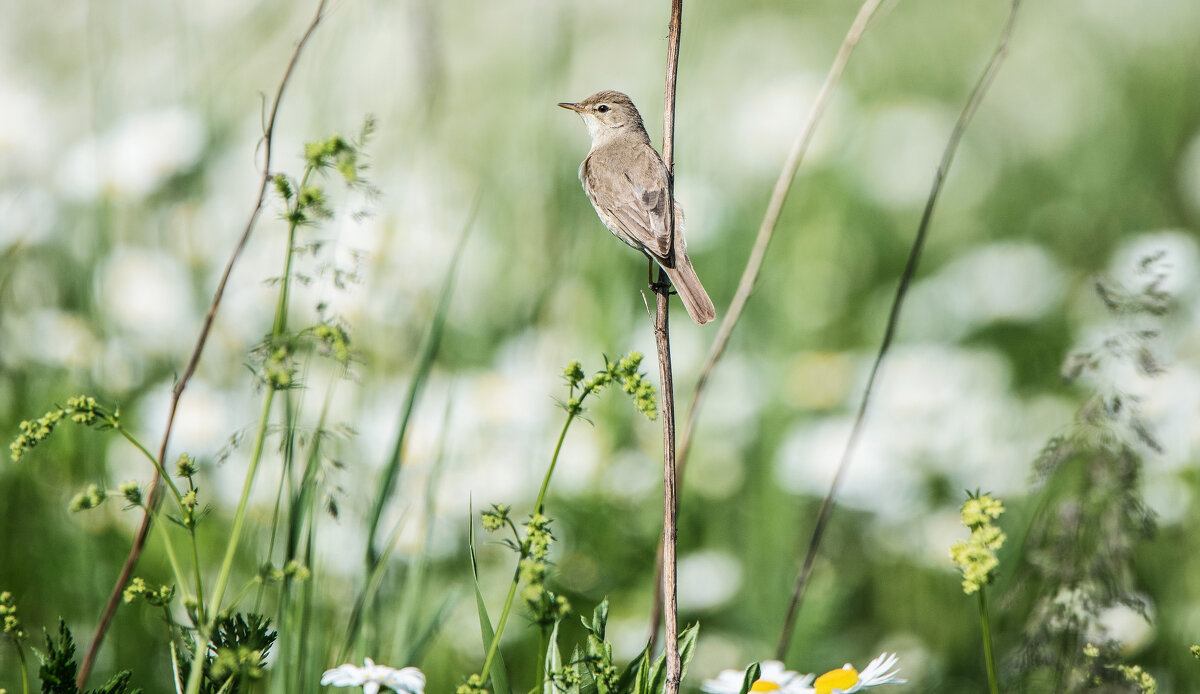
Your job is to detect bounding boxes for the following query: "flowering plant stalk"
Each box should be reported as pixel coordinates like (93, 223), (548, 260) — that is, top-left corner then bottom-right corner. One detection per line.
(461, 354), (656, 694)
(950, 492), (1006, 694)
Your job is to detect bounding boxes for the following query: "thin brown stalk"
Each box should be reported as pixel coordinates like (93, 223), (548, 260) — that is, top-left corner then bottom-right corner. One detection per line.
(655, 0), (683, 691)
(76, 0), (331, 686)
(649, 0), (884, 645)
(775, 0), (1024, 660)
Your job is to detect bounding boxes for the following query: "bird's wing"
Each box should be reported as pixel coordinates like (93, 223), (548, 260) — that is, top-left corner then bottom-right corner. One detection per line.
(582, 144), (674, 260)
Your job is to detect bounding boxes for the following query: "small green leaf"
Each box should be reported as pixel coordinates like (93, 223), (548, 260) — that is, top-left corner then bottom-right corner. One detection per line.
(544, 620), (563, 694)
(469, 517), (511, 694)
(738, 662), (762, 694)
(615, 641), (650, 694)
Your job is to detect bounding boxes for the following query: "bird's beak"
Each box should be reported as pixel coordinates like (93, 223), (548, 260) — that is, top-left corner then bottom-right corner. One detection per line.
(557, 102), (585, 113)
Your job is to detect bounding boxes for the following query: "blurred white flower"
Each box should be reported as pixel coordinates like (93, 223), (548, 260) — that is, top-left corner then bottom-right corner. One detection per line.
(58, 107), (205, 200)
(320, 658), (424, 694)
(98, 246), (196, 350)
(677, 550), (743, 611)
(854, 102), (992, 210)
(812, 653), (904, 693)
(701, 660), (815, 694)
(907, 242), (1066, 341)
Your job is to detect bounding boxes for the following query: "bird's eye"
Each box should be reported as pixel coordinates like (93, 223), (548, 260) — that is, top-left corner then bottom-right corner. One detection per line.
(597, 104), (610, 113)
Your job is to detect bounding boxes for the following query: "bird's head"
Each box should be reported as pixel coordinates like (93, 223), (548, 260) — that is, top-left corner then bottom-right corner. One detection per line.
(558, 90), (650, 146)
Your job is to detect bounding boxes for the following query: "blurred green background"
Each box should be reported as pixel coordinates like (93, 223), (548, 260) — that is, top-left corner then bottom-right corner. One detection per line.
(2, 0), (1200, 691)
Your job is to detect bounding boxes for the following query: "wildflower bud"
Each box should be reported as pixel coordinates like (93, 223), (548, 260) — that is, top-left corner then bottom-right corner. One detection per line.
(481, 504), (510, 532)
(0, 591), (23, 639)
(120, 480), (142, 505)
(69, 484), (106, 512)
(284, 560), (311, 581)
(563, 361), (585, 385)
(123, 577), (147, 603)
(273, 173), (294, 201)
(176, 453), (198, 478)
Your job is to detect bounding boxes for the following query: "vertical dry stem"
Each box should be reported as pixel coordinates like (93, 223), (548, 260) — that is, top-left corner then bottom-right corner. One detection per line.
(657, 0), (683, 691)
(75, 0), (330, 686)
(649, 0), (884, 646)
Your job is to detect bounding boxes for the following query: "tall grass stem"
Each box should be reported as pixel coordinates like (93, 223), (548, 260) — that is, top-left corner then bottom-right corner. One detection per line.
(76, 0), (330, 684)
(775, 0), (1023, 658)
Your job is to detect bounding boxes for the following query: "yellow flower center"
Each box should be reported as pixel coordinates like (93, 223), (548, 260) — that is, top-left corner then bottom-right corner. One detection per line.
(749, 681), (782, 692)
(814, 666), (859, 694)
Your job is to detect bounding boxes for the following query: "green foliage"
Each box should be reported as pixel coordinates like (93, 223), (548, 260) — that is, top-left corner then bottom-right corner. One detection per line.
(175, 613), (277, 694)
(5, 1), (1200, 690)
(548, 601), (699, 694)
(1013, 256), (1167, 691)
(36, 621), (141, 694)
(737, 663), (761, 694)
(465, 520), (511, 694)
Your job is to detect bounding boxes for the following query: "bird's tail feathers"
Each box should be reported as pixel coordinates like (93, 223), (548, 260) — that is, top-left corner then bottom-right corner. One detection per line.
(663, 255), (715, 325)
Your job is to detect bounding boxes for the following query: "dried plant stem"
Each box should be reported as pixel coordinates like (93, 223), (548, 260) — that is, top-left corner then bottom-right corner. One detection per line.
(775, 0), (1023, 660)
(654, 0), (683, 691)
(75, 0), (330, 687)
(649, 0), (884, 645)
(653, 275), (680, 690)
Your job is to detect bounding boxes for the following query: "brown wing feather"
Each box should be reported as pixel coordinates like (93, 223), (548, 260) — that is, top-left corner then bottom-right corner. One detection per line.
(581, 143), (673, 259)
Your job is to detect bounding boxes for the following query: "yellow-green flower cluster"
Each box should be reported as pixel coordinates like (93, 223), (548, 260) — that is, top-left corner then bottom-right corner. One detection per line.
(10, 409), (64, 462)
(119, 480), (142, 505)
(176, 453), (198, 478)
(613, 352), (657, 420)
(1, 591), (23, 640)
(1085, 643), (1157, 693)
(481, 504), (510, 532)
(312, 322), (352, 365)
(560, 352), (658, 421)
(456, 673), (487, 694)
(260, 340), (296, 390)
(950, 493), (1006, 595)
(122, 577), (175, 607)
(10, 395), (114, 462)
(519, 513), (570, 626)
(66, 395), (102, 424)
(263, 559), (312, 583)
(1116, 664), (1157, 694)
(69, 484), (107, 512)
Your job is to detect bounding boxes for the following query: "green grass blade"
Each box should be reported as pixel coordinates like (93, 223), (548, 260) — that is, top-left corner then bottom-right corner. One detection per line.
(337, 509), (410, 662)
(365, 202), (477, 566)
(543, 620), (562, 694)
(469, 514), (512, 694)
(398, 397), (455, 662)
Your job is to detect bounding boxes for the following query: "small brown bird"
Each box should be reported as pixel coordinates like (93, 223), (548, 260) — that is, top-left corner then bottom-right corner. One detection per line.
(559, 90), (716, 325)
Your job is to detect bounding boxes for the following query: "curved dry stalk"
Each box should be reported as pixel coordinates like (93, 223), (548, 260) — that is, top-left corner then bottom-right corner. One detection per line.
(775, 0), (1024, 659)
(76, 0), (331, 686)
(649, 0), (885, 646)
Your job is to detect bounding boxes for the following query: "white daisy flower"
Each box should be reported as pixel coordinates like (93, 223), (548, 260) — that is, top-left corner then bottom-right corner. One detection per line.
(702, 660), (816, 694)
(812, 652), (905, 693)
(320, 658), (425, 694)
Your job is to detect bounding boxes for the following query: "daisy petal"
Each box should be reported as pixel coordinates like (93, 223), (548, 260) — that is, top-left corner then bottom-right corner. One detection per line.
(853, 653), (905, 688)
(321, 664), (368, 686)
